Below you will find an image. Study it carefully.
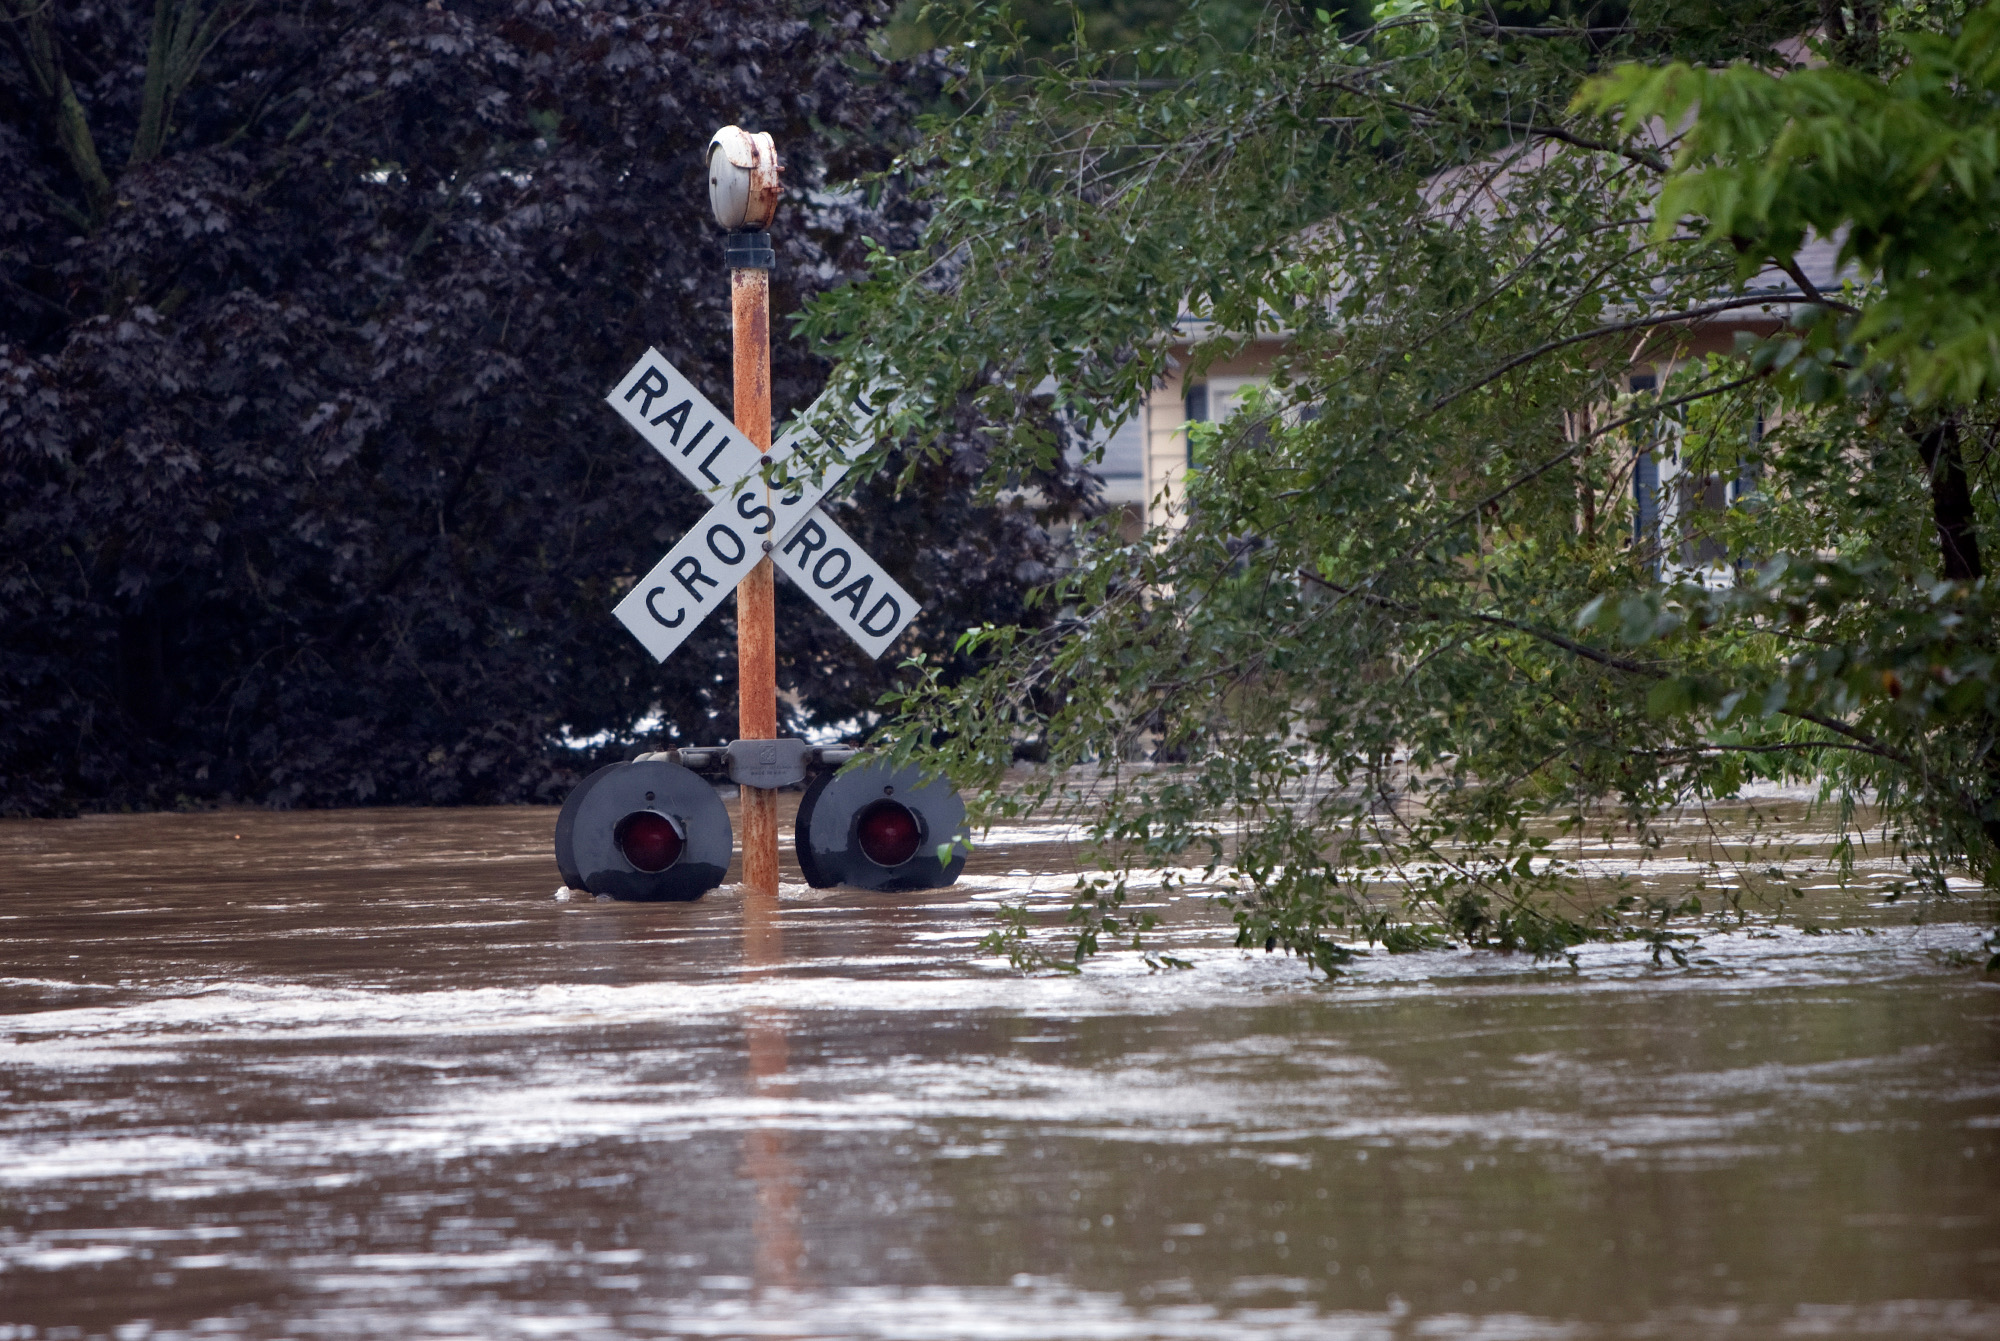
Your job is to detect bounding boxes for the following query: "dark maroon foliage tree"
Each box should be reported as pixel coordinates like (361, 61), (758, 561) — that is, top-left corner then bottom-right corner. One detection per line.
(0, 0), (1088, 813)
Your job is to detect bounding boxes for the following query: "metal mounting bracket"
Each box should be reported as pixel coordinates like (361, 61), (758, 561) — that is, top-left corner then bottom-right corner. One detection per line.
(724, 737), (812, 789)
(636, 742), (856, 784)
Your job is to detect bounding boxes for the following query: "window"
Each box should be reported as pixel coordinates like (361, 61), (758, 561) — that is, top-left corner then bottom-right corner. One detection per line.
(1630, 373), (1660, 551)
(1630, 370), (1755, 587)
(1182, 377), (1269, 469)
(1184, 382), (1209, 423)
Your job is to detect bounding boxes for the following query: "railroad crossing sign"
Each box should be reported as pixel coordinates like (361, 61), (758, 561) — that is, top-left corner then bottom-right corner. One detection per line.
(605, 347), (920, 661)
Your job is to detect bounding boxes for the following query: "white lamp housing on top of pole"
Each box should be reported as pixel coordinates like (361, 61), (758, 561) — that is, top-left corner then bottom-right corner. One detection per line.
(707, 126), (781, 232)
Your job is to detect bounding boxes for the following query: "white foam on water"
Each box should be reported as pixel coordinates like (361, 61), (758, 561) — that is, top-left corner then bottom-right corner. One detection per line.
(0, 919), (1981, 1072)
(56, 1287), (2000, 1340)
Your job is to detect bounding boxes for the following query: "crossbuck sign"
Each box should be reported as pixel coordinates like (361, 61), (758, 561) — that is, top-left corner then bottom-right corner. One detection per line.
(605, 349), (919, 662)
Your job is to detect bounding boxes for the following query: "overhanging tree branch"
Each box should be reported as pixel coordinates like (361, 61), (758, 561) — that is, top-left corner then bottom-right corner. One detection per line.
(1294, 570), (1926, 777)
(1431, 294), (1812, 412)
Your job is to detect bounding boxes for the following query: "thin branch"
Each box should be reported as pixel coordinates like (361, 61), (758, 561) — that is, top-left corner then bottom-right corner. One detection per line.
(1296, 571), (1659, 676)
(1309, 62), (1670, 173)
(1641, 741), (1882, 757)
(1506, 119), (1667, 172)
(1431, 294), (1812, 413)
(223, 0), (384, 147)
(3, 0), (111, 219)
(1774, 251), (1859, 315)
(1467, 22), (1633, 36)
(1294, 569), (1926, 778)
(0, 270), (75, 320)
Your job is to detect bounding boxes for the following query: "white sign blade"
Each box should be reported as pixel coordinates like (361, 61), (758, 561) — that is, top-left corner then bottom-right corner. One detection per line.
(612, 452), (851, 663)
(606, 348), (762, 505)
(773, 510), (921, 659)
(609, 366), (912, 663)
(612, 492), (774, 662)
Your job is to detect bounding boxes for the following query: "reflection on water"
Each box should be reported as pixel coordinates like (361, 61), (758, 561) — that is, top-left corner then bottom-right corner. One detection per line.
(0, 799), (1994, 1339)
(742, 887), (804, 1295)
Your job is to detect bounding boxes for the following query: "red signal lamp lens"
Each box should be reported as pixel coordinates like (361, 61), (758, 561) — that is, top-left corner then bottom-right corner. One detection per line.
(856, 800), (922, 867)
(615, 810), (684, 872)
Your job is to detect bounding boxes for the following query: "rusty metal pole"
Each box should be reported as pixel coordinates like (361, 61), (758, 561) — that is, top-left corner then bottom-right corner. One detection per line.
(732, 266), (778, 898)
(709, 125), (783, 900)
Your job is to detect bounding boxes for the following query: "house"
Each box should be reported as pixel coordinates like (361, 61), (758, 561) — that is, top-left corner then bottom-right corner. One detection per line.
(1066, 234), (1850, 583)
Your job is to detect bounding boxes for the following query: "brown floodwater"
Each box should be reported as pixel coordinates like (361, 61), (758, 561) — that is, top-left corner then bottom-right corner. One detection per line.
(0, 794), (1996, 1340)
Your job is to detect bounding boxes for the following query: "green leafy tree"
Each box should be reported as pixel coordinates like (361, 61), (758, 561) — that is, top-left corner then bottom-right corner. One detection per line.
(1586, 3), (2000, 404)
(1570, 0), (2000, 899)
(800, 0), (1996, 971)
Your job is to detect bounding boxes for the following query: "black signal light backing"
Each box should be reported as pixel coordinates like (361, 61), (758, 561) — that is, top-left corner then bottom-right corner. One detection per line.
(555, 759), (732, 900)
(795, 760), (967, 891)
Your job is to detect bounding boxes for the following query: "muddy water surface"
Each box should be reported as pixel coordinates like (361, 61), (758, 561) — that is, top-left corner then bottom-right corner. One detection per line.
(1, 801), (1996, 1340)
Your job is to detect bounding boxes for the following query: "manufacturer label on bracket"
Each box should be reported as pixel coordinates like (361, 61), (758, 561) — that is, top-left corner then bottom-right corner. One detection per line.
(724, 737), (812, 790)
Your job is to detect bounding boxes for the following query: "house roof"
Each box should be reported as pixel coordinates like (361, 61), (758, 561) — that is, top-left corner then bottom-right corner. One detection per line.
(1167, 117), (1856, 345)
